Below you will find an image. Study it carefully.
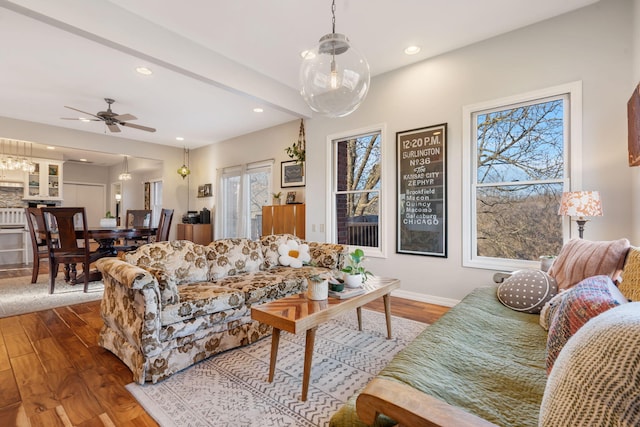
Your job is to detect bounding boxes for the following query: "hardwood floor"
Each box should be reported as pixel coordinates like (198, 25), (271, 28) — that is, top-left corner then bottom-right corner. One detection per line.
(0, 264), (449, 426)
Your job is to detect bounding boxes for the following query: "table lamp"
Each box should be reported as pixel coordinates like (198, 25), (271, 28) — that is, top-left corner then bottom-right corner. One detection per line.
(558, 191), (603, 239)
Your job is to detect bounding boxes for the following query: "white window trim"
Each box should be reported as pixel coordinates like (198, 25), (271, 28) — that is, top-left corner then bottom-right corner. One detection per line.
(325, 123), (388, 259)
(462, 81), (582, 271)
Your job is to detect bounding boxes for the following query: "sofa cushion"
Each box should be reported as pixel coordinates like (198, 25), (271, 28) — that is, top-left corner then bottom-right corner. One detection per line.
(539, 291), (566, 331)
(123, 240), (209, 303)
(547, 238), (630, 291)
(260, 234), (302, 269)
(545, 275), (627, 374)
(142, 266), (179, 305)
(497, 269), (558, 314)
(160, 282), (245, 326)
(540, 302), (640, 427)
(212, 269), (309, 304)
(619, 246), (640, 301)
(308, 242), (346, 269)
(206, 238), (264, 280)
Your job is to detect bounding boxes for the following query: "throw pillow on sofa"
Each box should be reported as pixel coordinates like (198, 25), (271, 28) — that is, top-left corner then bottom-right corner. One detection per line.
(619, 246), (640, 301)
(497, 269), (558, 314)
(547, 238), (630, 291)
(260, 234), (302, 268)
(545, 275), (627, 374)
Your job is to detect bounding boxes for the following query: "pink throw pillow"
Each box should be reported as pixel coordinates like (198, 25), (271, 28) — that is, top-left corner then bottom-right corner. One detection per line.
(547, 238), (630, 291)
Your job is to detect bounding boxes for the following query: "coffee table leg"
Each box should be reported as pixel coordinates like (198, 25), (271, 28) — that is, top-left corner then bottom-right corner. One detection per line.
(301, 327), (317, 401)
(383, 293), (392, 339)
(268, 328), (281, 382)
(356, 307), (363, 331)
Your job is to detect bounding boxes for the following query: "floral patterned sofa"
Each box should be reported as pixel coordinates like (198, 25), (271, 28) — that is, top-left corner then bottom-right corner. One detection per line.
(95, 234), (346, 384)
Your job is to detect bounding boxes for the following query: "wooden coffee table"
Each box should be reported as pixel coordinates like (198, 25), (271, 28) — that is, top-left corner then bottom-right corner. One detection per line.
(251, 276), (400, 401)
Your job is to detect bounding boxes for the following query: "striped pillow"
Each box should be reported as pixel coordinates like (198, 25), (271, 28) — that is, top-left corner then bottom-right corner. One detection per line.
(547, 238), (630, 291)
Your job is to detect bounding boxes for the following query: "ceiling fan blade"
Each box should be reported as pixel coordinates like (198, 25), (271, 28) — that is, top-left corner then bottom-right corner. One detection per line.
(61, 117), (100, 121)
(113, 113), (137, 121)
(121, 122), (156, 133)
(64, 105), (102, 120)
(107, 123), (121, 133)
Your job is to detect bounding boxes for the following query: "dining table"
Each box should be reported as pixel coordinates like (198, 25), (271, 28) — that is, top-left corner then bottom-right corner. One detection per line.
(82, 225), (157, 257)
(40, 225), (158, 284)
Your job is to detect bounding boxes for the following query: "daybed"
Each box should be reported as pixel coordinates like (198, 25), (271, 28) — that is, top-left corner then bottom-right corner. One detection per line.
(95, 234), (346, 384)
(330, 238), (640, 427)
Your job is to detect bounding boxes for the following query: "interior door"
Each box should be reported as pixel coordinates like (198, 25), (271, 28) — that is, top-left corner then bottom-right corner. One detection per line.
(62, 183), (105, 227)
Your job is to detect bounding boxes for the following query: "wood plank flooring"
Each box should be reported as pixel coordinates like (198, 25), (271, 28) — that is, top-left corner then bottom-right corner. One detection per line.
(0, 263), (449, 426)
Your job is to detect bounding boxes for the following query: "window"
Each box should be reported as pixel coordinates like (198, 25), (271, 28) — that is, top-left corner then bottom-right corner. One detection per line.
(463, 82), (582, 270)
(149, 180), (163, 227)
(216, 160), (272, 239)
(329, 125), (385, 255)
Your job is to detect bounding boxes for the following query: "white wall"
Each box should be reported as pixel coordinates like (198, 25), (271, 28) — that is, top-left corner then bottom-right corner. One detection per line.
(299, 0), (635, 302)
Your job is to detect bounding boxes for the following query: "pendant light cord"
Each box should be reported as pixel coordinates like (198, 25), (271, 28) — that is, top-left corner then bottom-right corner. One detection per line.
(331, 0), (336, 34)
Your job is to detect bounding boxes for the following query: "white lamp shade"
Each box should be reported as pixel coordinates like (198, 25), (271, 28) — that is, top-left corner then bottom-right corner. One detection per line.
(300, 33), (370, 118)
(558, 191), (603, 218)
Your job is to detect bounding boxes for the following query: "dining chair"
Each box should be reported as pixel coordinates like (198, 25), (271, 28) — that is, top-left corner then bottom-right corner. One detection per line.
(123, 209), (152, 247)
(25, 207), (50, 284)
(41, 207), (102, 294)
(155, 208), (174, 242)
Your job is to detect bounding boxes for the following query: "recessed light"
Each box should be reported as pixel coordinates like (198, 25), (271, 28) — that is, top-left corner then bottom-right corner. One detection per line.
(136, 66), (153, 75)
(79, 117), (91, 122)
(46, 146), (55, 150)
(176, 137), (184, 141)
(253, 108), (264, 113)
(79, 158), (88, 162)
(404, 45), (421, 55)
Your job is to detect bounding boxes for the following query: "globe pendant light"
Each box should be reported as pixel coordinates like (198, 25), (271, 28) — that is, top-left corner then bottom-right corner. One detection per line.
(300, 0), (370, 118)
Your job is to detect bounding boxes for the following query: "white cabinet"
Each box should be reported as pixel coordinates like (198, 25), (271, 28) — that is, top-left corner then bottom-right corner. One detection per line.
(24, 158), (63, 200)
(0, 168), (26, 182)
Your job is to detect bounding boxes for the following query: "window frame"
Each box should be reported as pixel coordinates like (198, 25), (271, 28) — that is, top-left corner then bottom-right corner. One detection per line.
(462, 82), (582, 271)
(326, 123), (388, 259)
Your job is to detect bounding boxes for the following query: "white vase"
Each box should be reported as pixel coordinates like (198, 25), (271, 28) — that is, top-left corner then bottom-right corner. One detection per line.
(540, 256), (556, 272)
(344, 274), (363, 288)
(100, 218), (117, 227)
(307, 280), (329, 300)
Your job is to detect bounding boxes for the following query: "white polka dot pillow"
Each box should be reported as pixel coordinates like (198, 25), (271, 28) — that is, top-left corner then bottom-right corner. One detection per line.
(497, 269), (558, 314)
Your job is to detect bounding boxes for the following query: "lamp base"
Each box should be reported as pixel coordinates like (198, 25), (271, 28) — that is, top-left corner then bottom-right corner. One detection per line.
(576, 218), (587, 239)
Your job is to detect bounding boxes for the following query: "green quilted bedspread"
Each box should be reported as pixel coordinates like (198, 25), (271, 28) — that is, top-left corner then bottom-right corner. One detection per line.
(330, 286), (548, 427)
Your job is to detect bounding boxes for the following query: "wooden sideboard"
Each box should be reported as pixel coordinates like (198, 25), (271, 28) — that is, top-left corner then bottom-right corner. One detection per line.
(262, 204), (305, 239)
(177, 223), (212, 245)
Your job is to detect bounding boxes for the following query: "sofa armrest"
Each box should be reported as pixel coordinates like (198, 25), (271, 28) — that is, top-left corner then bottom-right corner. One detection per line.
(96, 257), (164, 356)
(96, 258), (157, 291)
(356, 378), (498, 427)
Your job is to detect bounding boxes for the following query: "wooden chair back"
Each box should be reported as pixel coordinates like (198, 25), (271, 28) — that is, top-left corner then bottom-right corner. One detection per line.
(156, 208), (174, 242)
(126, 210), (152, 227)
(25, 207), (49, 283)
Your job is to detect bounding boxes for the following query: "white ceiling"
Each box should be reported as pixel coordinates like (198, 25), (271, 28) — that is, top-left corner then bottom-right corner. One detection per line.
(0, 0), (598, 162)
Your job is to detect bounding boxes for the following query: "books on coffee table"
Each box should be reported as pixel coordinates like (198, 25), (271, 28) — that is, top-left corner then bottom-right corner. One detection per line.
(329, 287), (365, 299)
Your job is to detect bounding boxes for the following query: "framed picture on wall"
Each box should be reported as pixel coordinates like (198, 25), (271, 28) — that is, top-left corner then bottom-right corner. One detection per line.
(629, 81), (640, 166)
(281, 161), (305, 187)
(396, 123), (448, 257)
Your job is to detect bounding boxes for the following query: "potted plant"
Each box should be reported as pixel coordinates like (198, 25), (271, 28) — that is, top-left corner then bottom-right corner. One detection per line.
(307, 273), (330, 300)
(100, 211), (117, 227)
(341, 248), (373, 288)
(272, 192), (282, 205)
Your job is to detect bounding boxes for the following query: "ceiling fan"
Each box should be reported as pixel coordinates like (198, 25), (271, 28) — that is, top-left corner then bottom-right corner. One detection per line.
(62, 98), (156, 133)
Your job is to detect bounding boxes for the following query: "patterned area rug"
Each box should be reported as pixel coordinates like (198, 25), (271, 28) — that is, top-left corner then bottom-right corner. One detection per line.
(0, 269), (103, 318)
(126, 309), (427, 427)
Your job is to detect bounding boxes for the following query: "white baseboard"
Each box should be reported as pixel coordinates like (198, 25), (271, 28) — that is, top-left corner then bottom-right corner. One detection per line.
(391, 288), (459, 308)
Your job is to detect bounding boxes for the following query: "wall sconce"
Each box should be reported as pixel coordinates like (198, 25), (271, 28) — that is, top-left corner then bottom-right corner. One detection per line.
(558, 190), (603, 239)
(177, 148), (191, 179)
